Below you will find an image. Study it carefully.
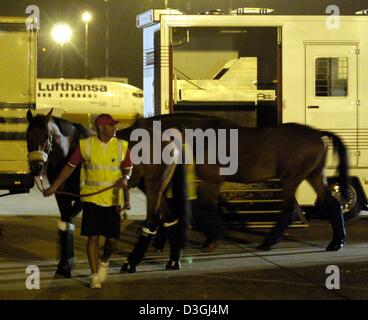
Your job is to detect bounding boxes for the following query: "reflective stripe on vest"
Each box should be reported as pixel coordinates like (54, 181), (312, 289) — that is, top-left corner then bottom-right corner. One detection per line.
(80, 136), (128, 206)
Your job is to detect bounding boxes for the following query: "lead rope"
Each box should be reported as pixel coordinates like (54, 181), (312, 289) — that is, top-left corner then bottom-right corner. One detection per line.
(34, 175), (119, 198)
(35, 175), (129, 218)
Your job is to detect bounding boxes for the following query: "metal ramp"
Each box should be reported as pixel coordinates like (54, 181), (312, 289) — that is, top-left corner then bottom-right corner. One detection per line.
(219, 180), (309, 229)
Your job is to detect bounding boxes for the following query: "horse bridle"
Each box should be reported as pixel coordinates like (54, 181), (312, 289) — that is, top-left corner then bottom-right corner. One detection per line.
(27, 132), (53, 166)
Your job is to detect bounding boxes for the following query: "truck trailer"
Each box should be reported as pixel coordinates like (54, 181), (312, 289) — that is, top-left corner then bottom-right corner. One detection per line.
(0, 17), (37, 196)
(136, 8), (368, 220)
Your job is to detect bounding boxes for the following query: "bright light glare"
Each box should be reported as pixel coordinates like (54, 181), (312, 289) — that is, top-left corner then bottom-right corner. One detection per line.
(51, 23), (72, 44)
(82, 11), (93, 23)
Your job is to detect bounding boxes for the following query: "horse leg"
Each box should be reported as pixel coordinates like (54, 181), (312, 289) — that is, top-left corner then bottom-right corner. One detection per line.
(195, 182), (222, 252)
(55, 195), (77, 278)
(122, 185), (131, 210)
(258, 184), (299, 251)
(307, 175), (346, 251)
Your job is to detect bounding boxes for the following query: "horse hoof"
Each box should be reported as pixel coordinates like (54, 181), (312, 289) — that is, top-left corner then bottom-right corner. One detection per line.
(201, 240), (220, 252)
(256, 244), (272, 251)
(165, 260), (181, 270)
(54, 267), (71, 279)
(120, 263), (136, 273)
(151, 239), (165, 252)
(326, 240), (345, 251)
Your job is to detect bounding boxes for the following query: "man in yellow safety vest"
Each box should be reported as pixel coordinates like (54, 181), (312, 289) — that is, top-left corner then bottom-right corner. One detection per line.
(44, 114), (132, 289)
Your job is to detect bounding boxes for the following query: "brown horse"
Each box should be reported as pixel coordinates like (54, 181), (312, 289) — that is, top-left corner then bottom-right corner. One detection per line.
(117, 113), (348, 272)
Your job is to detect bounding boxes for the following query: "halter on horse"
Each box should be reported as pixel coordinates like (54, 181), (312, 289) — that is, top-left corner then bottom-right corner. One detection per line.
(26, 109), (93, 278)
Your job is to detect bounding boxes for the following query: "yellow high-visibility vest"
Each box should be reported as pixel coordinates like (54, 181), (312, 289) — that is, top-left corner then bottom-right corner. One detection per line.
(80, 136), (128, 206)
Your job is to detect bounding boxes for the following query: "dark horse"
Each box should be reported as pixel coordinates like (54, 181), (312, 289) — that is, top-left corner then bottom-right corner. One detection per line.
(26, 110), (93, 278)
(117, 113), (348, 272)
(26, 110), (189, 277)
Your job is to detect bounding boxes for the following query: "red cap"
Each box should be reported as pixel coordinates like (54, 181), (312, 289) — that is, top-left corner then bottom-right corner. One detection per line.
(95, 114), (119, 126)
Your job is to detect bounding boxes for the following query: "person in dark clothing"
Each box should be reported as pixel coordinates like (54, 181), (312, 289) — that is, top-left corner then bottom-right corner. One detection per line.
(152, 178), (222, 254)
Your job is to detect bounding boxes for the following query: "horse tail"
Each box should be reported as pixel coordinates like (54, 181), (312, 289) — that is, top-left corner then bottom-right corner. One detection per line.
(320, 130), (349, 199)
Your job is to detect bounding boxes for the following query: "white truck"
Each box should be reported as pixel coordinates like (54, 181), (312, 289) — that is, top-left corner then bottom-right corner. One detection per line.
(136, 8), (368, 219)
(0, 17), (37, 196)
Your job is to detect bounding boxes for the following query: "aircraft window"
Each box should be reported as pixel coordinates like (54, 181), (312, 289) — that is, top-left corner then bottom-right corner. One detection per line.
(133, 92), (144, 98)
(60, 93), (63, 98)
(88, 94), (92, 98)
(48, 93), (51, 97)
(37, 93), (41, 97)
(65, 93), (69, 98)
(71, 94), (75, 98)
(94, 94), (97, 98)
(43, 93), (47, 97)
(83, 93), (86, 98)
(77, 94), (81, 98)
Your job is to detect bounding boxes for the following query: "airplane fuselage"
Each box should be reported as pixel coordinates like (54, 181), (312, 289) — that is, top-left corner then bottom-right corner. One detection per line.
(36, 79), (143, 124)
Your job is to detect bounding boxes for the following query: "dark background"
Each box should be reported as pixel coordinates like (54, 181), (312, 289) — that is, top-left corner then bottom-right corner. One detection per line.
(0, 0), (367, 88)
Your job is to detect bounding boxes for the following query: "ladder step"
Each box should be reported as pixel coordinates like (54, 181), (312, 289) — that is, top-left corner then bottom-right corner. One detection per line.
(221, 189), (283, 192)
(234, 210), (283, 214)
(224, 221), (309, 229)
(226, 199), (283, 203)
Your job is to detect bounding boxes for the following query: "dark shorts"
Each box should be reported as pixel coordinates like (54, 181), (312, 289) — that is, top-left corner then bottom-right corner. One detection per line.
(81, 202), (121, 239)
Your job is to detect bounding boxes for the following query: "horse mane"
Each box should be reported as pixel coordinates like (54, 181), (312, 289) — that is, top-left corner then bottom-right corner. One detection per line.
(52, 116), (94, 139)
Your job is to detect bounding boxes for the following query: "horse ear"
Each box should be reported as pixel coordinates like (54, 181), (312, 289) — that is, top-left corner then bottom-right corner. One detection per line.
(45, 108), (53, 123)
(26, 110), (33, 123)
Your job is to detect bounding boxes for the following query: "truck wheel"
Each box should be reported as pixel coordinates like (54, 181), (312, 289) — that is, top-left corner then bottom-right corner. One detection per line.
(329, 181), (362, 221)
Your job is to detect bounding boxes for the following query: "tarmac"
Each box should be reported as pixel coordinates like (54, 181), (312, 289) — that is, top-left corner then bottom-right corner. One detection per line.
(1, 186), (368, 301)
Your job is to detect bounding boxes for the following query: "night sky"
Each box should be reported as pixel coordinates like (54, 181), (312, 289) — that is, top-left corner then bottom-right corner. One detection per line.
(0, 0), (367, 88)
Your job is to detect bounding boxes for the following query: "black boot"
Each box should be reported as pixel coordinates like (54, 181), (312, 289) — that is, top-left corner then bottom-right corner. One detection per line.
(166, 259), (181, 270)
(55, 221), (75, 279)
(326, 198), (346, 251)
(120, 233), (153, 273)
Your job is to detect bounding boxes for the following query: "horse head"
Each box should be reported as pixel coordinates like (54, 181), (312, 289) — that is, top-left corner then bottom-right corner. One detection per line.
(26, 109), (54, 176)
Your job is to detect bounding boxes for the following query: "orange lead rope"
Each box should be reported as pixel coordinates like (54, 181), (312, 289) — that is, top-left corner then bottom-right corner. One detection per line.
(35, 175), (120, 198)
